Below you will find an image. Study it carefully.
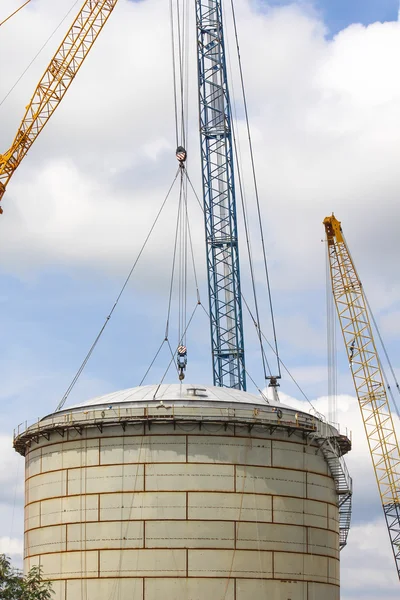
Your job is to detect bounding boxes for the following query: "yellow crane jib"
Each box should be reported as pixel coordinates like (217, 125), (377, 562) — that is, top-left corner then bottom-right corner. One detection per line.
(0, 0), (119, 214)
(323, 214), (400, 581)
(323, 214), (343, 245)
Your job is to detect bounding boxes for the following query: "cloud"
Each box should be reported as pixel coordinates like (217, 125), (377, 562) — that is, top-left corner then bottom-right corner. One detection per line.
(0, 536), (23, 558)
(0, 435), (24, 504)
(380, 310), (400, 338)
(341, 519), (400, 599)
(0, 1), (398, 301)
(274, 390), (400, 594)
(1, 0), (400, 596)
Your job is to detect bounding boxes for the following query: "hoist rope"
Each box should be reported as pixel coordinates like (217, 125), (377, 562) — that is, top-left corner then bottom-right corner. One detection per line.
(139, 338), (167, 386)
(229, 0), (281, 378)
(164, 167), (193, 343)
(241, 293), (318, 412)
(169, 0), (179, 147)
(220, 0), (271, 383)
(186, 164), (277, 399)
(0, 0), (31, 28)
(230, 116), (272, 380)
(178, 169), (188, 345)
(141, 167), (202, 385)
(326, 240), (338, 423)
(0, 0), (81, 108)
(152, 301), (200, 399)
(165, 174), (184, 341)
(342, 233), (400, 420)
(55, 170), (180, 412)
(169, 0), (188, 148)
(186, 161), (272, 379)
(364, 291), (400, 420)
(186, 161), (274, 382)
(198, 301), (268, 402)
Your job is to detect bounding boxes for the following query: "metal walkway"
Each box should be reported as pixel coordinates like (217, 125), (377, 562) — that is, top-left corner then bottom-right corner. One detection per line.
(313, 432), (353, 549)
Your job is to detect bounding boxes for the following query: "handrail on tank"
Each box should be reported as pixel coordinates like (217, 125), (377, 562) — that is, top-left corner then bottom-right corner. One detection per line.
(14, 405), (318, 437)
(13, 403), (351, 459)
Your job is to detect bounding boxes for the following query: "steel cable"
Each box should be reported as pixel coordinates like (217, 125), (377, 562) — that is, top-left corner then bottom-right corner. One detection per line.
(229, 0), (281, 377)
(55, 170), (180, 412)
(0, 0), (31, 28)
(0, 0), (81, 108)
(365, 292), (400, 420)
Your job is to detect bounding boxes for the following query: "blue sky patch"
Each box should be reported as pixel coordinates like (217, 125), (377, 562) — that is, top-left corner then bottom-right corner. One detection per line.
(263, 0), (399, 35)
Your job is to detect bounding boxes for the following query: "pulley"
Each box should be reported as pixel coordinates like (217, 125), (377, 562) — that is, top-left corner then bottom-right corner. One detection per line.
(176, 146), (187, 164)
(177, 345), (187, 381)
(268, 376), (280, 404)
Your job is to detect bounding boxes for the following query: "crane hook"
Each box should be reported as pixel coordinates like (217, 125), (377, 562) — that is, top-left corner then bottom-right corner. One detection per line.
(177, 345), (187, 381)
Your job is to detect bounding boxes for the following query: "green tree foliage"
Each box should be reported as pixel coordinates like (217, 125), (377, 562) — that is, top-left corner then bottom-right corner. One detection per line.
(0, 554), (53, 600)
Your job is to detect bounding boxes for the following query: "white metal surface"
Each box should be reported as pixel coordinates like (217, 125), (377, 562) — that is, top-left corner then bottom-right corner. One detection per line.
(60, 383), (289, 412)
(17, 385), (347, 600)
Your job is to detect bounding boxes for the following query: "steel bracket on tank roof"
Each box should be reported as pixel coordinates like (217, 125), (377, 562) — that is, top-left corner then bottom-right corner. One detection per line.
(72, 425), (83, 435)
(95, 423), (103, 433)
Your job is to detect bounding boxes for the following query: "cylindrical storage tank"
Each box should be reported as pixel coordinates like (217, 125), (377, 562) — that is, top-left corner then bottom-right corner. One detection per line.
(14, 384), (351, 600)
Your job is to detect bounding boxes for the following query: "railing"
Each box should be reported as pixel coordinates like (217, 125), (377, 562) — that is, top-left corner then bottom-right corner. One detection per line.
(14, 403), (320, 441)
(14, 403), (352, 441)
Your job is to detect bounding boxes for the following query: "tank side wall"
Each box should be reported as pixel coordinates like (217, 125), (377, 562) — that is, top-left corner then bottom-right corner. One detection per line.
(23, 425), (340, 600)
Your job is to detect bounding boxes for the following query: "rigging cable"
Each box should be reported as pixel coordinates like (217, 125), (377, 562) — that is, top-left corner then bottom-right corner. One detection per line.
(326, 238), (338, 423)
(140, 167), (202, 386)
(364, 286), (400, 420)
(198, 301), (269, 402)
(169, 0), (179, 147)
(185, 164), (273, 380)
(229, 0), (281, 377)
(55, 169), (180, 412)
(186, 165), (274, 400)
(220, 0), (271, 382)
(139, 338), (167, 386)
(169, 0), (188, 148)
(342, 232), (400, 420)
(0, 0), (81, 108)
(240, 292), (318, 413)
(230, 115), (272, 380)
(165, 171), (185, 341)
(0, 0), (31, 28)
(152, 301), (200, 399)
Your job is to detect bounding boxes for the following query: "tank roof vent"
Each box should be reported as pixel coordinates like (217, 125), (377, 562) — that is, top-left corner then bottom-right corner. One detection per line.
(186, 387), (208, 397)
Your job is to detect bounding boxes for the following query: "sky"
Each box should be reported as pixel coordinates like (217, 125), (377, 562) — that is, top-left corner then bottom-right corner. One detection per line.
(265, 0), (400, 35)
(0, 0), (400, 597)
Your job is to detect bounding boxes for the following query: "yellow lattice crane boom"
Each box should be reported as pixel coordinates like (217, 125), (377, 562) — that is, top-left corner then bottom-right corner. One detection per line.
(324, 214), (400, 581)
(0, 0), (119, 213)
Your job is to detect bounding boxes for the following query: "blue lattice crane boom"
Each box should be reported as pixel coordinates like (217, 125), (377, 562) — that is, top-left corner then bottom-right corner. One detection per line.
(195, 0), (246, 390)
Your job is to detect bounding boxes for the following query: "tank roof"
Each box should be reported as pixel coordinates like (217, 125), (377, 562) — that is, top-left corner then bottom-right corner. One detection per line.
(58, 383), (293, 415)
(14, 383), (352, 463)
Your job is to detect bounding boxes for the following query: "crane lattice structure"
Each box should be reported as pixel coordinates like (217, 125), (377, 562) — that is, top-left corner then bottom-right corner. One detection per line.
(0, 0), (118, 212)
(324, 214), (400, 581)
(196, 0), (246, 390)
